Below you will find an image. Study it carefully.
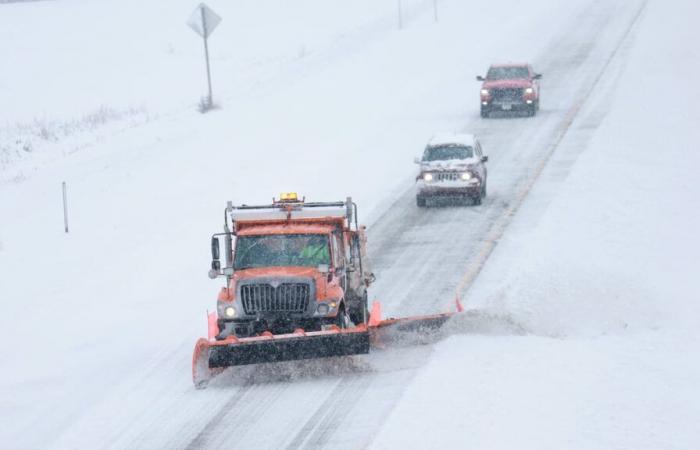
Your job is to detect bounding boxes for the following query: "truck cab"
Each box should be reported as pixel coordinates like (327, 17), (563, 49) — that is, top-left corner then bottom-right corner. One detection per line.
(208, 194), (373, 339)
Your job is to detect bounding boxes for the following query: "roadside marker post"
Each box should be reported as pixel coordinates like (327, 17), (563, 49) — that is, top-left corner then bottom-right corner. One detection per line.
(62, 181), (69, 233)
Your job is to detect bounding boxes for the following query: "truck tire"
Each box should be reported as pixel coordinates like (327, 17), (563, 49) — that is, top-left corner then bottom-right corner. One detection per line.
(480, 106), (490, 118)
(348, 293), (369, 325)
(528, 104), (537, 117)
(336, 307), (351, 329)
(416, 196), (427, 207)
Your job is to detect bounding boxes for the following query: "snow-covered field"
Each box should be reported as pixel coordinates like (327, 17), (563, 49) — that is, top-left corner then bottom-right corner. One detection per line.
(1, 0), (698, 448)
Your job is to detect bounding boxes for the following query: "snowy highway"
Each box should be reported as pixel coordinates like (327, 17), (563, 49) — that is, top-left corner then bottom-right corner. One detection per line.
(2, 0), (699, 449)
(178, 2), (650, 449)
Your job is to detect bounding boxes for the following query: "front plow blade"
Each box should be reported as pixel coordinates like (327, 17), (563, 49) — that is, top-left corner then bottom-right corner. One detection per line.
(192, 326), (371, 387)
(208, 329), (370, 368)
(192, 300), (463, 388)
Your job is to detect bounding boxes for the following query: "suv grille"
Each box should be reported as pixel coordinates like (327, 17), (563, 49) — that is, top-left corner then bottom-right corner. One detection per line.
(491, 88), (523, 101)
(433, 172), (461, 181)
(240, 283), (310, 314)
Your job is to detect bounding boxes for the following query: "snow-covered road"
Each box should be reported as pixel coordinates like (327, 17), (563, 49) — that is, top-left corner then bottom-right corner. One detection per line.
(3, 0), (697, 448)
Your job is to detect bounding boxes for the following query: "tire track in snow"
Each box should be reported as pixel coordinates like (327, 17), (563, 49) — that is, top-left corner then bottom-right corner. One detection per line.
(284, 376), (370, 449)
(184, 383), (251, 450)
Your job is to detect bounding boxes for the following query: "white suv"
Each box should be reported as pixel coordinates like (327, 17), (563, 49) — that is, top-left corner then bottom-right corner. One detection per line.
(415, 133), (488, 207)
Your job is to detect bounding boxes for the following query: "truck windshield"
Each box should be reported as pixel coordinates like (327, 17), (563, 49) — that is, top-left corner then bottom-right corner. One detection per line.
(234, 234), (330, 269)
(423, 145), (473, 161)
(487, 66), (529, 80)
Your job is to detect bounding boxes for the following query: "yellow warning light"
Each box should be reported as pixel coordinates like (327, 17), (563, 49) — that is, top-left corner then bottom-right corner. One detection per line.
(279, 192), (299, 202)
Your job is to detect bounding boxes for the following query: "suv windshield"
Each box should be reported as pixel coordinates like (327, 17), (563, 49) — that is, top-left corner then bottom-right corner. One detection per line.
(423, 145), (473, 161)
(487, 66), (529, 80)
(233, 234), (330, 269)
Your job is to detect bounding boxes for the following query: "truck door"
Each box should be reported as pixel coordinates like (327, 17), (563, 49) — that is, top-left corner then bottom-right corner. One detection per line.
(331, 233), (346, 291)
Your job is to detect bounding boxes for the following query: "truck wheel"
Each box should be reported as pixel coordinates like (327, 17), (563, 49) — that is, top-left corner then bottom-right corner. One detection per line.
(528, 104), (537, 116)
(416, 196), (427, 207)
(480, 107), (490, 118)
(336, 307), (351, 329)
(349, 293), (369, 325)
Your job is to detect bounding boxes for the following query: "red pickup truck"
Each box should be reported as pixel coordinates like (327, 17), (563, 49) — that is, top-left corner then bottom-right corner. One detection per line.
(477, 63), (542, 118)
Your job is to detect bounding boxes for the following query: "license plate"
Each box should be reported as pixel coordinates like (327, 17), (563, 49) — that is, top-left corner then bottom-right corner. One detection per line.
(501, 103), (512, 110)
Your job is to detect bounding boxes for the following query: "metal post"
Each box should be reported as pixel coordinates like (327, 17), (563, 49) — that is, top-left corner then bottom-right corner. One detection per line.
(433, 0), (438, 22)
(62, 181), (69, 233)
(397, 0), (403, 30)
(201, 7), (213, 107)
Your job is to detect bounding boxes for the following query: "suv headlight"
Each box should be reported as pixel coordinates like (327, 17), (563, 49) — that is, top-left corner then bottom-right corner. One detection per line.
(480, 89), (489, 96)
(460, 172), (472, 181)
(423, 173), (433, 182)
(525, 87), (534, 94)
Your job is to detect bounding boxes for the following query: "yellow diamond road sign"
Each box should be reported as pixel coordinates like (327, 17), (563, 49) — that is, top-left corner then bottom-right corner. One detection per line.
(187, 3), (221, 39)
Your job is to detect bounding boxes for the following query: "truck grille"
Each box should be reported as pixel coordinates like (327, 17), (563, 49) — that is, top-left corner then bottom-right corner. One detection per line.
(433, 172), (461, 182)
(240, 283), (310, 314)
(491, 88), (523, 101)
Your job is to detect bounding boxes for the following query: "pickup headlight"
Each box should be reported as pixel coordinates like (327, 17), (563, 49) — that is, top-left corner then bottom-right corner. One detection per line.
(224, 306), (236, 318)
(524, 87), (534, 94)
(480, 89), (489, 96)
(423, 173), (433, 182)
(460, 172), (472, 181)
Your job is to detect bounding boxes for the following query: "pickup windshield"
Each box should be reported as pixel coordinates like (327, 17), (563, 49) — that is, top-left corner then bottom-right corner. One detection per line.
(233, 234), (330, 269)
(423, 145), (473, 161)
(487, 66), (529, 80)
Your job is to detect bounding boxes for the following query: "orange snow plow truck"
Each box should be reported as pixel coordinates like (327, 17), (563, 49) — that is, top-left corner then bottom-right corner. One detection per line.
(192, 193), (460, 388)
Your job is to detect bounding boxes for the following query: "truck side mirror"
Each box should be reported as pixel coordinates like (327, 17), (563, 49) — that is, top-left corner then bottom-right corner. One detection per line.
(211, 237), (220, 261)
(534, 73), (542, 79)
(476, 75), (485, 81)
(209, 237), (221, 278)
(481, 156), (489, 162)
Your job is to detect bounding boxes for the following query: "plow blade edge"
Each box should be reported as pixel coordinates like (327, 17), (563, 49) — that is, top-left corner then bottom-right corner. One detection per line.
(207, 329), (370, 368)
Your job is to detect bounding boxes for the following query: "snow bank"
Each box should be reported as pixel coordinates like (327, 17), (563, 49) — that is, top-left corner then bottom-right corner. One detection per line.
(372, 0), (700, 448)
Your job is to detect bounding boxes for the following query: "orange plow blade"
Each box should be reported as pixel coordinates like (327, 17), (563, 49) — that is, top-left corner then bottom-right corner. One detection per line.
(192, 300), (461, 388)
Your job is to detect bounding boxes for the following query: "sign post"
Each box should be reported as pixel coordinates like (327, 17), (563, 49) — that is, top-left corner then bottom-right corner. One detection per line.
(187, 3), (222, 112)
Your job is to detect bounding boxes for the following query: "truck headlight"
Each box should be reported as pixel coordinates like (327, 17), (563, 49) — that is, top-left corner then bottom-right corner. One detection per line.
(461, 172), (472, 181)
(423, 173), (433, 182)
(224, 306), (236, 318)
(480, 89), (489, 96)
(525, 87), (534, 94)
(316, 303), (330, 315)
